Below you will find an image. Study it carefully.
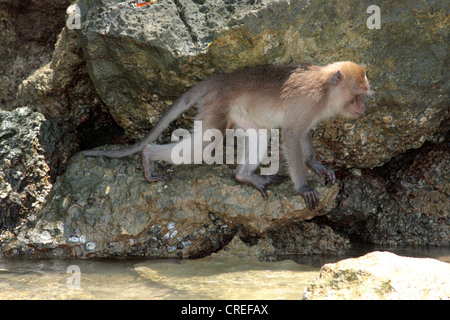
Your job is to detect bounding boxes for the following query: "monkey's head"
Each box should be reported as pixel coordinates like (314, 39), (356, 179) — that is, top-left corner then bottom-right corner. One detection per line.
(329, 61), (372, 119)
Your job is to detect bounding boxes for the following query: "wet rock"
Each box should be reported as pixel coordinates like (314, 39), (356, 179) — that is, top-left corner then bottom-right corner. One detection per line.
(75, 0), (448, 168)
(209, 224), (350, 259)
(36, 118), (80, 179)
(1, 148), (339, 259)
(303, 251), (450, 300)
(366, 138), (450, 246)
(267, 222), (350, 255)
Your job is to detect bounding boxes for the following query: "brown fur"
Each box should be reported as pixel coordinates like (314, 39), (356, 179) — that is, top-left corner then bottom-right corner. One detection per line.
(82, 61), (371, 210)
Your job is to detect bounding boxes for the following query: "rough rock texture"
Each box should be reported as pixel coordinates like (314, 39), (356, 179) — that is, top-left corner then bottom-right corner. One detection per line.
(0, 108), (52, 234)
(315, 135), (449, 246)
(1, 0), (449, 260)
(1, 147), (340, 258)
(1, 0), (104, 179)
(76, 0), (448, 169)
(0, 0), (72, 110)
(15, 23), (125, 163)
(268, 222), (350, 255)
(303, 251), (450, 300)
(16, 27), (104, 127)
(367, 138), (449, 246)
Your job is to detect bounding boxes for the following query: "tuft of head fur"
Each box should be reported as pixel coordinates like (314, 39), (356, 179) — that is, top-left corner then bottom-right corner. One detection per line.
(280, 61), (371, 104)
(326, 61), (370, 92)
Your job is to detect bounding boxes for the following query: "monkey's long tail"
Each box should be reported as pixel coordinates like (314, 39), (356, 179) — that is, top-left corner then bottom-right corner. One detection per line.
(81, 83), (205, 158)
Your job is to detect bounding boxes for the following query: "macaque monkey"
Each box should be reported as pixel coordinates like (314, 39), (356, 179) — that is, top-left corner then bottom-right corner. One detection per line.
(82, 61), (371, 209)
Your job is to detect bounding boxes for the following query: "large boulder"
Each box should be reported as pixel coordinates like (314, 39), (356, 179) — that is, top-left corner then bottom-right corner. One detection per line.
(75, 0), (448, 168)
(0, 0), (72, 110)
(1, 146), (343, 258)
(304, 251), (450, 300)
(15, 22), (123, 158)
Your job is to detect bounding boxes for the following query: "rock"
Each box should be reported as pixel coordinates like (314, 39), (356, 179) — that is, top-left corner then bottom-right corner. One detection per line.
(267, 222), (350, 255)
(0, 108), (52, 234)
(365, 139), (449, 246)
(15, 23), (124, 152)
(316, 137), (449, 246)
(212, 224), (350, 259)
(16, 27), (100, 124)
(0, 0), (72, 110)
(1, 147), (339, 259)
(75, 0), (448, 168)
(303, 251), (450, 300)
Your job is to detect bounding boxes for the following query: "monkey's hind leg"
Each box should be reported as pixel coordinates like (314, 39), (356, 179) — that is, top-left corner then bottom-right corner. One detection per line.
(235, 172), (288, 200)
(142, 144), (172, 183)
(233, 130), (287, 199)
(235, 163), (288, 200)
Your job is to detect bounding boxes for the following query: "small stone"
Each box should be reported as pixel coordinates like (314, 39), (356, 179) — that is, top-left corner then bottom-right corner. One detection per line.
(84, 241), (97, 252)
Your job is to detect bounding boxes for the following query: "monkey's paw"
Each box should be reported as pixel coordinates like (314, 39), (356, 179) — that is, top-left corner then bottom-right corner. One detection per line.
(297, 184), (319, 210)
(310, 162), (336, 184)
(235, 174), (288, 200)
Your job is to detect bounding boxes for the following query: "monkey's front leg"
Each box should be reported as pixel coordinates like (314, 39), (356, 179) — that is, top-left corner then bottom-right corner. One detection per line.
(308, 158), (336, 184)
(302, 133), (336, 184)
(235, 172), (288, 200)
(297, 184), (320, 210)
(283, 130), (320, 210)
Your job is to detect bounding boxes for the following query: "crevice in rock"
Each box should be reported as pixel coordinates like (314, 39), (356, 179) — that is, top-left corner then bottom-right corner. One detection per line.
(173, 0), (198, 44)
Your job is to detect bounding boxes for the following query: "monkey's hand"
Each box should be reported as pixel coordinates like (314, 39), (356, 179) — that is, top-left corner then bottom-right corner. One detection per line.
(235, 174), (288, 200)
(309, 161), (336, 184)
(297, 184), (319, 210)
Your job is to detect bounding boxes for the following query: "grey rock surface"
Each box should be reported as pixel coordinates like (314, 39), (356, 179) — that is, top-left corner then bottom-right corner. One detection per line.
(0, 0), (72, 110)
(0, 108), (52, 234)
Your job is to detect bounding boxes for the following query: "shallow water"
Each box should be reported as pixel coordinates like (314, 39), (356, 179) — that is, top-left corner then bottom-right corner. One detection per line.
(0, 245), (448, 300)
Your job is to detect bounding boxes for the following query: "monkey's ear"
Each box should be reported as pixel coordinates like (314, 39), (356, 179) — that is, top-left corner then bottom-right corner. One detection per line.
(331, 70), (343, 87)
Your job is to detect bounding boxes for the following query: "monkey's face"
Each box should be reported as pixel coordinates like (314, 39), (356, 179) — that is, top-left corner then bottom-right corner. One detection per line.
(344, 93), (366, 119)
(339, 75), (371, 119)
(331, 84), (370, 120)
(329, 62), (371, 119)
